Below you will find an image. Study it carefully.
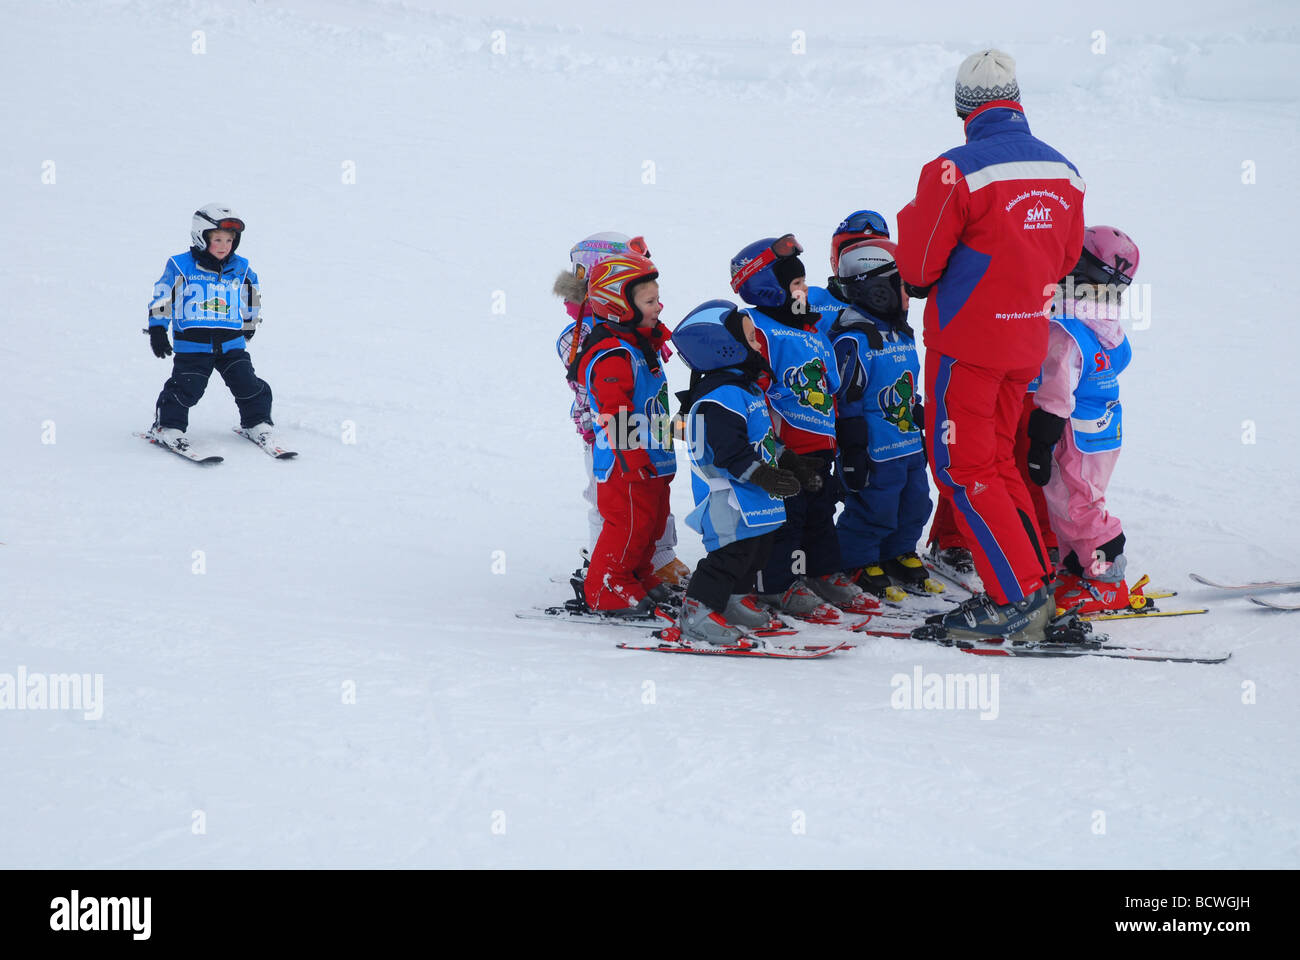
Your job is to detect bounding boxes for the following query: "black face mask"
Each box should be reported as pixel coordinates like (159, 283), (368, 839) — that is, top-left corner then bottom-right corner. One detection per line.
(723, 311), (776, 380)
(833, 272), (902, 321)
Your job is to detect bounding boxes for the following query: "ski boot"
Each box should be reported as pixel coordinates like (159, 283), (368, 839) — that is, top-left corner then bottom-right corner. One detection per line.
(148, 425), (191, 452)
(852, 564), (909, 604)
(675, 597), (752, 646)
(238, 421), (277, 449)
(1053, 573), (1132, 615)
(646, 581), (685, 613)
(912, 586), (1055, 644)
(654, 557), (692, 587)
(806, 572), (881, 615)
(757, 579), (841, 624)
(597, 595), (663, 620)
(885, 552), (945, 595)
(927, 541), (976, 575)
(724, 594), (786, 630)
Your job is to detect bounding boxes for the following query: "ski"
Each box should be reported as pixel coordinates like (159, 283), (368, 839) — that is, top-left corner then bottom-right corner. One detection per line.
(956, 639), (1230, 664)
(135, 431), (223, 464)
(1080, 607), (1209, 622)
(233, 426), (297, 459)
(848, 622), (1228, 662)
(618, 631), (848, 659)
(515, 605), (674, 630)
(1248, 596), (1300, 611)
(1189, 573), (1300, 591)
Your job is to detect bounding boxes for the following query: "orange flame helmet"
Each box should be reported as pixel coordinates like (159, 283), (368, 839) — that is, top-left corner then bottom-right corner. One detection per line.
(586, 253), (659, 324)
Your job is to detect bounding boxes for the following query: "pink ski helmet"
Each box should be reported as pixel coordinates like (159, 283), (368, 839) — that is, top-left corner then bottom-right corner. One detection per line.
(1073, 225), (1140, 287)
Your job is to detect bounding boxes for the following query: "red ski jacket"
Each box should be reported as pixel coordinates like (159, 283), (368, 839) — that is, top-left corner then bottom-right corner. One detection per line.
(896, 101), (1086, 372)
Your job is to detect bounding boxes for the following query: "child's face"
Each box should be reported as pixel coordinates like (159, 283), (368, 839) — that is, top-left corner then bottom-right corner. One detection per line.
(788, 276), (808, 304)
(206, 229), (235, 258)
(633, 280), (662, 328)
(740, 315), (762, 352)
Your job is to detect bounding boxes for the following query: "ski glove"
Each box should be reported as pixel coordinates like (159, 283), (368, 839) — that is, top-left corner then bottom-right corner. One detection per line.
(149, 326), (173, 359)
(750, 463), (801, 498)
(777, 451), (824, 493)
(1025, 408), (1067, 487)
(835, 417), (870, 492)
(904, 282), (931, 299)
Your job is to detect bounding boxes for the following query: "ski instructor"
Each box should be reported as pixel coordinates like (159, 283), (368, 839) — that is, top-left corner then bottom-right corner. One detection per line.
(894, 49), (1086, 642)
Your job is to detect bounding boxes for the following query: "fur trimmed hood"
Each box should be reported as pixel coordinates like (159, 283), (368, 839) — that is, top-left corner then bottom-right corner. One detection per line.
(552, 270), (588, 305)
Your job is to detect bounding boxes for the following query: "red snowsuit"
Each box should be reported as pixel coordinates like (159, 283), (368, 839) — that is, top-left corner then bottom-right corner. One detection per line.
(577, 322), (673, 611)
(897, 100), (1085, 604)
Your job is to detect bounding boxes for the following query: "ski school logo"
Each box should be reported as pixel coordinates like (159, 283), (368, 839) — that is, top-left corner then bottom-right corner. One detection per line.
(198, 296), (229, 316)
(878, 370), (921, 433)
(642, 382), (673, 449)
(783, 359), (833, 414)
(1094, 350), (1111, 370)
(1024, 201), (1053, 227)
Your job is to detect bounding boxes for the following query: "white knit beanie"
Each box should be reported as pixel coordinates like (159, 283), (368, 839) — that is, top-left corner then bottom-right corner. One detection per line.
(955, 49), (1020, 116)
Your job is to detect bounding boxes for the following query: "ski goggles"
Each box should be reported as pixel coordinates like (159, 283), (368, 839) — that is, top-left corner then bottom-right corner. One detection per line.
(197, 211), (245, 233)
(834, 210), (889, 239)
(729, 234), (804, 292)
(1075, 247), (1134, 287)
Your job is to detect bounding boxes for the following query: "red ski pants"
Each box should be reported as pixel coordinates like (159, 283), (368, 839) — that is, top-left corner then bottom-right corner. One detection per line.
(932, 389), (1057, 552)
(585, 466), (671, 611)
(926, 353), (1051, 604)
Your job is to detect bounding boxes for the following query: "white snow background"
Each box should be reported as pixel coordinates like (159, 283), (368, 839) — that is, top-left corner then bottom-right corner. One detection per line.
(2, 0), (1298, 867)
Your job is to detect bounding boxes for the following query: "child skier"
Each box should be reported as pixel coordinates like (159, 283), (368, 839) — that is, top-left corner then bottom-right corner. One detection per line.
(672, 299), (803, 644)
(805, 209), (893, 336)
(729, 235), (876, 617)
(569, 252), (677, 616)
(553, 232), (690, 587)
(1025, 226), (1141, 613)
(145, 203), (279, 454)
(827, 239), (939, 599)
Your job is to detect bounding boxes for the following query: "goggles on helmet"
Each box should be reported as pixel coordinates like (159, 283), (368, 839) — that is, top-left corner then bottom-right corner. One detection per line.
(729, 234), (804, 293)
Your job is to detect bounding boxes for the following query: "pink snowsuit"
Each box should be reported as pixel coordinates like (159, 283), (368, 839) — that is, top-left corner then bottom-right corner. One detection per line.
(1033, 298), (1127, 580)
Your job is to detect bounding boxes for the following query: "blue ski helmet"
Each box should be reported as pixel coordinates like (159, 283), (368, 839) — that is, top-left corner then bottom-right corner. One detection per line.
(729, 235), (805, 308)
(671, 300), (749, 372)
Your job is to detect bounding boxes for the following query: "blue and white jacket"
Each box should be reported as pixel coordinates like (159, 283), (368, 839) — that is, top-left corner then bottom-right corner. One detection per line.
(148, 249), (261, 354)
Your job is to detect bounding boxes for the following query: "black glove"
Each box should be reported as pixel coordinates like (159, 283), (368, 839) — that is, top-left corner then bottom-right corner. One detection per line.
(148, 326), (173, 358)
(835, 418), (869, 492)
(777, 451), (824, 493)
(750, 462), (801, 498)
(904, 282), (931, 299)
(912, 398), (925, 434)
(244, 328), (256, 341)
(1025, 408), (1066, 487)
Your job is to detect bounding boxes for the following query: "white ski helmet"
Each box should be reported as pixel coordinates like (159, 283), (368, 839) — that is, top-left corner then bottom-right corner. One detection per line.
(191, 203), (246, 252)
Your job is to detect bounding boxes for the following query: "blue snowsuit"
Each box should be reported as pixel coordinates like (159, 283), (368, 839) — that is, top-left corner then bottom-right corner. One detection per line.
(831, 306), (932, 568)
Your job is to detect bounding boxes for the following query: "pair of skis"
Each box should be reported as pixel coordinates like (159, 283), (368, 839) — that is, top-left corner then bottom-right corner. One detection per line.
(136, 427), (297, 463)
(1189, 573), (1300, 611)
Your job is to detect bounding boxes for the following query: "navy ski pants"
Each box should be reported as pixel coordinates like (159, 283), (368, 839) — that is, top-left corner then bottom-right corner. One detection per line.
(836, 450), (932, 568)
(756, 450), (842, 595)
(155, 350), (272, 431)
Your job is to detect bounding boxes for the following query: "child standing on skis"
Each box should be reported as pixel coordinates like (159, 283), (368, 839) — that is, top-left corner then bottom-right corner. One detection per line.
(1025, 226), (1141, 613)
(553, 232), (690, 587)
(145, 203), (280, 455)
(729, 235), (876, 618)
(827, 239), (939, 600)
(672, 300), (803, 644)
(569, 252), (677, 616)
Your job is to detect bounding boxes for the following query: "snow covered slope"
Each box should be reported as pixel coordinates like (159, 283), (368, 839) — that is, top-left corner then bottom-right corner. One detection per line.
(2, 0), (1298, 867)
